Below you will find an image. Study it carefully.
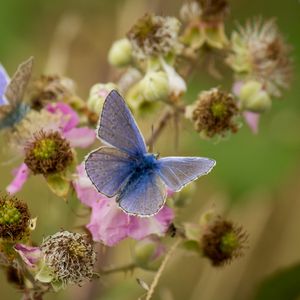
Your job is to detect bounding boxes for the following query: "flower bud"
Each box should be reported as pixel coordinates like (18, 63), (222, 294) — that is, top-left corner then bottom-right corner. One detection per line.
(239, 80), (272, 113)
(139, 70), (169, 102)
(108, 38), (133, 67)
(87, 83), (117, 114)
(133, 238), (165, 271)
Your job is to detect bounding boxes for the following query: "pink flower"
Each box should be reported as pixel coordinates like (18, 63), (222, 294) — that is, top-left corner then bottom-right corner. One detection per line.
(14, 244), (42, 269)
(6, 103), (96, 194)
(73, 165), (174, 246)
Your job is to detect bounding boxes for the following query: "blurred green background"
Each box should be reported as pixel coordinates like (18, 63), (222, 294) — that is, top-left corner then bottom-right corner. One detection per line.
(0, 0), (300, 299)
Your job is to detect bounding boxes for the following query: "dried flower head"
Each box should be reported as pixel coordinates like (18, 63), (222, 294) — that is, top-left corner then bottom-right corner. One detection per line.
(187, 88), (239, 138)
(227, 18), (293, 97)
(41, 231), (96, 286)
(201, 218), (248, 266)
(24, 130), (73, 175)
(29, 75), (76, 110)
(197, 0), (229, 23)
(127, 14), (182, 60)
(180, 0), (229, 23)
(0, 195), (30, 242)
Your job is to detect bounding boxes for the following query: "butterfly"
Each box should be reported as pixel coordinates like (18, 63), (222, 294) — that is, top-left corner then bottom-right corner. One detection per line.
(0, 57), (34, 130)
(85, 90), (216, 216)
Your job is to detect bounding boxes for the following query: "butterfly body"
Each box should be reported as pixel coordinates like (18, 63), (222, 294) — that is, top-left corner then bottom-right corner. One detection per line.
(85, 90), (216, 216)
(0, 103), (29, 130)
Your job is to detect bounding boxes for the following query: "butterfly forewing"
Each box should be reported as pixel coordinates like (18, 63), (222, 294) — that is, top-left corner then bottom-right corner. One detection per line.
(117, 170), (167, 216)
(0, 65), (9, 105)
(98, 90), (147, 156)
(5, 57), (34, 107)
(85, 146), (135, 197)
(157, 157), (216, 192)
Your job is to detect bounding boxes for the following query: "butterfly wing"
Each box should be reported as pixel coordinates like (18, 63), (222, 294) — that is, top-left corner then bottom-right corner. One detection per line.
(5, 57), (34, 107)
(98, 90), (147, 156)
(85, 146), (135, 197)
(0, 65), (9, 105)
(157, 157), (216, 192)
(117, 170), (167, 216)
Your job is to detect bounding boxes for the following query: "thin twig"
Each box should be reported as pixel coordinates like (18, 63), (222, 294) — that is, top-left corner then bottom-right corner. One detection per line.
(147, 108), (173, 151)
(145, 239), (181, 300)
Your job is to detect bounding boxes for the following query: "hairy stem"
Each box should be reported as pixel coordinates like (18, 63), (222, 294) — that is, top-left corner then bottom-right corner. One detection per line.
(145, 239), (181, 300)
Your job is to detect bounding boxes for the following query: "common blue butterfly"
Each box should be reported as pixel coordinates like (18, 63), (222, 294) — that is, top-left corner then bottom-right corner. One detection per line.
(0, 57), (34, 130)
(85, 90), (216, 216)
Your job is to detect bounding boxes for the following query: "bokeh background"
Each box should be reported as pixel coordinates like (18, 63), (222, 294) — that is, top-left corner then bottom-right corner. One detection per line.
(0, 0), (300, 299)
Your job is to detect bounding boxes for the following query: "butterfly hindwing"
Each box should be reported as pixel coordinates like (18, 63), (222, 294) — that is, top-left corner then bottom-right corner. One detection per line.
(85, 146), (134, 197)
(157, 157), (216, 192)
(98, 90), (147, 156)
(5, 57), (34, 107)
(117, 170), (167, 216)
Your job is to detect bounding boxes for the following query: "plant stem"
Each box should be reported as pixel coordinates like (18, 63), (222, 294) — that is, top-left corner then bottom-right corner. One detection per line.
(145, 239), (181, 300)
(101, 263), (136, 275)
(147, 109), (173, 151)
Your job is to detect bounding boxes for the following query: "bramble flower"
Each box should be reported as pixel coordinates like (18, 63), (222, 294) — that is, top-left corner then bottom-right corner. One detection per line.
(6, 103), (95, 195)
(0, 194), (31, 242)
(186, 88), (239, 138)
(227, 18), (293, 98)
(35, 231), (96, 290)
(14, 243), (42, 270)
(180, 0), (229, 50)
(201, 217), (248, 266)
(24, 130), (73, 176)
(127, 14), (182, 60)
(29, 75), (78, 110)
(73, 165), (174, 246)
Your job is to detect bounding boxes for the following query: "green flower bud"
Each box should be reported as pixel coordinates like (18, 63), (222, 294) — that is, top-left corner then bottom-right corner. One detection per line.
(133, 239), (165, 271)
(108, 38), (133, 67)
(87, 83), (117, 114)
(239, 80), (272, 113)
(139, 71), (169, 102)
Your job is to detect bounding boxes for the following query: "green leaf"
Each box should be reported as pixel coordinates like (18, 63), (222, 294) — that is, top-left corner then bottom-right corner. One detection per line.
(255, 264), (300, 300)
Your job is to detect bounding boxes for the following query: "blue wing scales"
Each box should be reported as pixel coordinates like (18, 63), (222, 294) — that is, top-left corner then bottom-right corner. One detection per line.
(0, 65), (9, 106)
(117, 170), (167, 216)
(85, 146), (135, 197)
(157, 157), (216, 192)
(98, 90), (147, 156)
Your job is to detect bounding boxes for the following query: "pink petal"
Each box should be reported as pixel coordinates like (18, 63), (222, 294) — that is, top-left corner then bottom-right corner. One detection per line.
(87, 198), (130, 246)
(128, 206), (174, 240)
(6, 163), (30, 194)
(232, 81), (243, 96)
(243, 111), (260, 134)
(63, 127), (96, 148)
(46, 102), (79, 132)
(14, 244), (42, 269)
